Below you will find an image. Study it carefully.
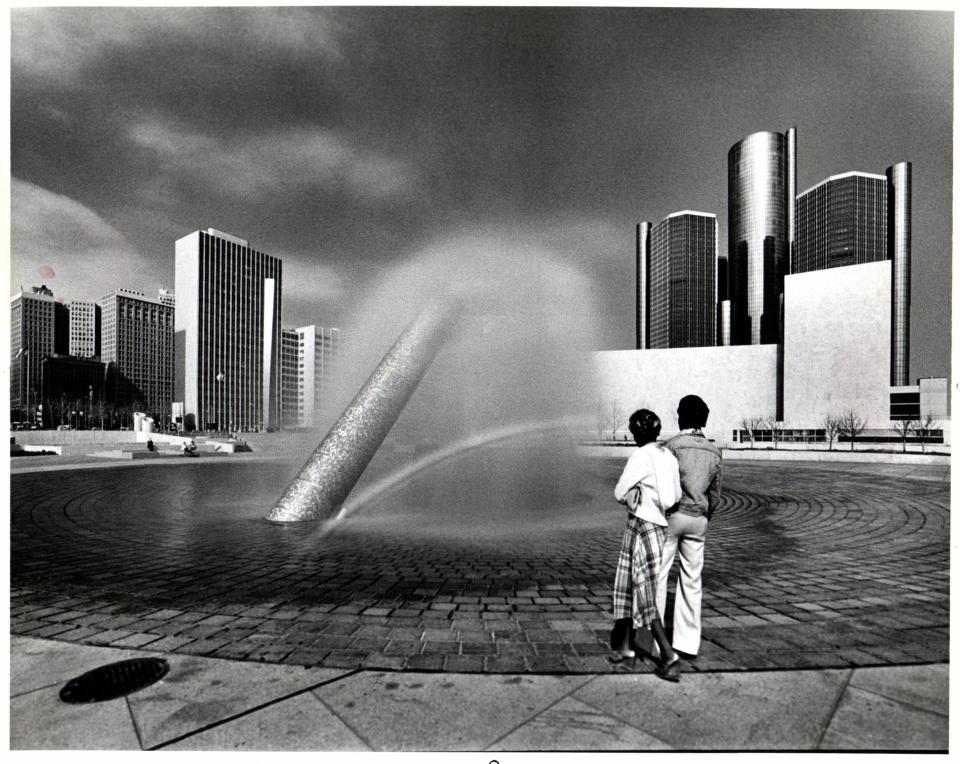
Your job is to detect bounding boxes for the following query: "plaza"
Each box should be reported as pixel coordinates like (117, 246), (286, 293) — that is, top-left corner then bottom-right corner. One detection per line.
(9, 443), (950, 751)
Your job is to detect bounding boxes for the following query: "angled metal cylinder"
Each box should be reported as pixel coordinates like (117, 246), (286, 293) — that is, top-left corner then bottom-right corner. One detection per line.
(267, 298), (461, 523)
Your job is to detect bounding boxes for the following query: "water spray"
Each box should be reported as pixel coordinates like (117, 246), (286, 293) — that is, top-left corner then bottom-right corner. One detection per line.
(267, 297), (462, 523)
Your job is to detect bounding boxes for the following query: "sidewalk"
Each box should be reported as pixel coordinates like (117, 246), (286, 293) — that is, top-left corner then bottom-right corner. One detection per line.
(9, 636), (948, 751)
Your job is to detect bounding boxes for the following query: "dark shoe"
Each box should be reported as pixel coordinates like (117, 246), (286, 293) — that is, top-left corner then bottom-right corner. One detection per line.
(654, 656), (681, 682)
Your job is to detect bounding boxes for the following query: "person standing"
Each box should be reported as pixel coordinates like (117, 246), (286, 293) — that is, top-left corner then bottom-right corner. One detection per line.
(611, 409), (684, 681)
(659, 395), (722, 660)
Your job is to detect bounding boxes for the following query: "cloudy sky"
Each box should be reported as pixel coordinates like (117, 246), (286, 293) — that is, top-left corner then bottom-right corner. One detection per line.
(9, 6), (953, 378)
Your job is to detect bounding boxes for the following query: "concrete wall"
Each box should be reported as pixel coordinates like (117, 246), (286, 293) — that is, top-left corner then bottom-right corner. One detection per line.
(592, 344), (778, 445)
(783, 260), (890, 428)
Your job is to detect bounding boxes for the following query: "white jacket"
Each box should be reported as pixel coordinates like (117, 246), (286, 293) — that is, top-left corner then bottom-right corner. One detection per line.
(613, 442), (681, 526)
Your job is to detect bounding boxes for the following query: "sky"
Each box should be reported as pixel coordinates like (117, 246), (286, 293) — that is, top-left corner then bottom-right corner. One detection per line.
(8, 6), (954, 379)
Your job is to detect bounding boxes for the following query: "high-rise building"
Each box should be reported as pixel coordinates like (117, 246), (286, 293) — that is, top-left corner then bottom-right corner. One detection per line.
(727, 127), (796, 345)
(280, 328), (300, 429)
(69, 300), (101, 358)
(793, 172), (889, 273)
(174, 228), (282, 431)
(635, 222), (651, 350)
(647, 211), (717, 349)
(10, 286), (56, 414)
(280, 325), (342, 428)
(158, 289), (176, 308)
(101, 289), (175, 418)
(887, 162), (912, 387)
(793, 163), (912, 385)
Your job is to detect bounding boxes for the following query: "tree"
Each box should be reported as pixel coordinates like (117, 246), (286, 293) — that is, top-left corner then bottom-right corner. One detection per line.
(916, 413), (942, 454)
(891, 419), (916, 454)
(822, 414), (843, 451)
(53, 395), (70, 427)
(839, 410), (867, 451)
(738, 415), (765, 448)
(609, 400), (623, 441)
(92, 398), (107, 430)
(596, 400), (612, 441)
(764, 417), (784, 450)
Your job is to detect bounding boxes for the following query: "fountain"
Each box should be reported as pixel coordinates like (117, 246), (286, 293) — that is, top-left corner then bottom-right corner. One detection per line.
(267, 231), (602, 526)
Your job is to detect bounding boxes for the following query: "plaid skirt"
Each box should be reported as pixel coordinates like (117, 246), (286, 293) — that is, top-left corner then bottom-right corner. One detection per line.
(612, 514), (666, 629)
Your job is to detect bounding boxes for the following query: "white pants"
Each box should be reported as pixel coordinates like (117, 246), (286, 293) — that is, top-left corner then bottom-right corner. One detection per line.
(656, 512), (708, 656)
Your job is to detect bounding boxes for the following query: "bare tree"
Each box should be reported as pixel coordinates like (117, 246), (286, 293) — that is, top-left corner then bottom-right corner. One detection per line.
(916, 413), (942, 454)
(92, 398), (107, 429)
(738, 415), (765, 448)
(596, 400), (612, 441)
(610, 400), (623, 441)
(822, 414), (842, 451)
(53, 395), (70, 427)
(891, 418), (916, 454)
(839, 410), (867, 451)
(764, 417), (784, 449)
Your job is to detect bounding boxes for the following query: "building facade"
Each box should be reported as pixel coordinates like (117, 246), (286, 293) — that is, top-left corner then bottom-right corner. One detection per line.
(727, 127), (796, 345)
(174, 228), (282, 431)
(635, 221), (651, 349)
(101, 289), (175, 419)
(280, 325), (342, 428)
(793, 162), (912, 386)
(69, 300), (101, 358)
(647, 211), (717, 349)
(10, 286), (56, 415)
(793, 172), (889, 273)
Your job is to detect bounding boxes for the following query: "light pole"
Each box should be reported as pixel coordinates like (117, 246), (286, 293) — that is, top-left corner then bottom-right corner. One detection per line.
(216, 371), (225, 433)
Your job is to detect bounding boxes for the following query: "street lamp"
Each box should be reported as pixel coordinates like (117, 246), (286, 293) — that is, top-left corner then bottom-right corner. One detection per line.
(216, 371), (225, 432)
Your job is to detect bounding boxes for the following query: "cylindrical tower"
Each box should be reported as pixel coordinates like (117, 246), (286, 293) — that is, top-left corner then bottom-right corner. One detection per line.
(785, 126), (797, 272)
(636, 222), (651, 350)
(887, 161), (912, 386)
(727, 129), (795, 345)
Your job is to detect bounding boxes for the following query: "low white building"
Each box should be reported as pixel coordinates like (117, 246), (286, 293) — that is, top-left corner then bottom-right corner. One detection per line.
(594, 260), (949, 446)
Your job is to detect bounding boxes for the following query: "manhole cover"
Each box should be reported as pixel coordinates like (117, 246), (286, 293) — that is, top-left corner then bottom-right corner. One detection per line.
(59, 658), (170, 703)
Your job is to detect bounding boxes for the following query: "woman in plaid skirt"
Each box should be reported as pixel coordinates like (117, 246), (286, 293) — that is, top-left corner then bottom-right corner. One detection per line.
(611, 409), (683, 681)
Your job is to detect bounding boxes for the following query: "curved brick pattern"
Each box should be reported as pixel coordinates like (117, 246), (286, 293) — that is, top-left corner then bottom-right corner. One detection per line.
(10, 457), (948, 673)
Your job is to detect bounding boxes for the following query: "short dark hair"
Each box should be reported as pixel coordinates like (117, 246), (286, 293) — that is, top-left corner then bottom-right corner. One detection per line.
(677, 395), (709, 429)
(628, 409), (661, 443)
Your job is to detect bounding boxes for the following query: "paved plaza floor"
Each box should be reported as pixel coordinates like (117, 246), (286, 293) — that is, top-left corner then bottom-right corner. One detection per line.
(8, 447), (950, 750)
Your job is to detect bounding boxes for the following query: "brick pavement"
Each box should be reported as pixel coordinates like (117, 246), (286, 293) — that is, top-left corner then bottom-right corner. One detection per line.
(10, 454), (949, 673)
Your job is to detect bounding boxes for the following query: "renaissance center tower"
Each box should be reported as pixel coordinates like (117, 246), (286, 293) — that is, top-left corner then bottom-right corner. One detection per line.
(727, 127), (797, 345)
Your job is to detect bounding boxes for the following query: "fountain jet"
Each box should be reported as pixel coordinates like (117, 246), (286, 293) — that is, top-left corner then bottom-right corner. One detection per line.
(267, 298), (461, 523)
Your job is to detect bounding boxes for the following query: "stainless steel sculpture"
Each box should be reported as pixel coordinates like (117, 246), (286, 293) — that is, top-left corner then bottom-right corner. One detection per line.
(267, 298), (460, 523)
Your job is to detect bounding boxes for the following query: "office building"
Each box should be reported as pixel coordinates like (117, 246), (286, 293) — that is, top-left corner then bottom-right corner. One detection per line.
(281, 325), (342, 428)
(280, 328), (300, 429)
(727, 127), (796, 345)
(158, 289), (176, 308)
(647, 211), (717, 349)
(635, 222), (651, 349)
(174, 228), (282, 431)
(69, 300), (101, 358)
(101, 289), (175, 419)
(10, 286), (56, 415)
(793, 162), (912, 385)
(40, 355), (108, 426)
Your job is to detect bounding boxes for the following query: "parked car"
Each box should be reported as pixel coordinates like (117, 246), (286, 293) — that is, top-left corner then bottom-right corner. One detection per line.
(56, 424), (74, 431)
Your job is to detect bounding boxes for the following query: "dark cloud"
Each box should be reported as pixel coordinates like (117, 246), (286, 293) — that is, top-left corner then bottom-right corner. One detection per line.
(10, 7), (953, 374)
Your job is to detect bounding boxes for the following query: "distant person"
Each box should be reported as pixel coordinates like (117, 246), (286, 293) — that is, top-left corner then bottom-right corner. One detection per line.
(181, 439), (197, 456)
(611, 409), (684, 682)
(146, 439), (156, 452)
(658, 395), (723, 662)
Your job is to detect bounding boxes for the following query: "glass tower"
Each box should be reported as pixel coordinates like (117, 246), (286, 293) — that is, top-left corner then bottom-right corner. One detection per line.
(648, 211), (717, 349)
(793, 172), (888, 273)
(727, 127), (796, 345)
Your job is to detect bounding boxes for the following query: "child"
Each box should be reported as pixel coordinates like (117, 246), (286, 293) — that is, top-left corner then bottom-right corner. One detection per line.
(611, 409), (683, 681)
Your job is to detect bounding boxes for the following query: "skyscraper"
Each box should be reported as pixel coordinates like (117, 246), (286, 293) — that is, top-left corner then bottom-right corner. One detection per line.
(793, 163), (912, 385)
(727, 127), (796, 345)
(69, 300), (101, 358)
(174, 228), (282, 431)
(101, 288), (175, 417)
(10, 286), (56, 415)
(647, 211), (717, 349)
(636, 221), (651, 349)
(280, 325), (342, 428)
(793, 172), (889, 273)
